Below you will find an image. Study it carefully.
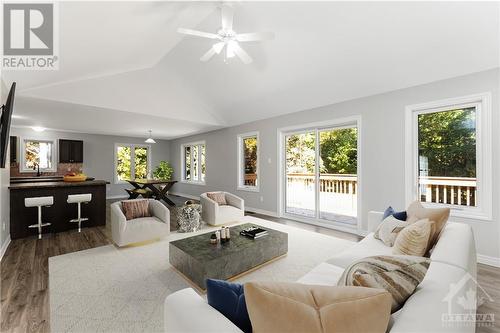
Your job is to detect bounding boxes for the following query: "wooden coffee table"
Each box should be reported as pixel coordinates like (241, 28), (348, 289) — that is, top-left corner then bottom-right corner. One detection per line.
(169, 223), (288, 290)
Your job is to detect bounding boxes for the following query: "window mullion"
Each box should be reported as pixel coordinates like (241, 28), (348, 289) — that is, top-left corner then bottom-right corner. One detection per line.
(131, 145), (136, 180)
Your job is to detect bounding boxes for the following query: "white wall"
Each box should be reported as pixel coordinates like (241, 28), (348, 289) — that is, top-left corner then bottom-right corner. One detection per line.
(10, 128), (171, 198)
(169, 68), (500, 261)
(0, 80), (11, 258)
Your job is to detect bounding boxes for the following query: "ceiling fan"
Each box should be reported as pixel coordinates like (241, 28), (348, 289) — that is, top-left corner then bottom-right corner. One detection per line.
(177, 5), (274, 64)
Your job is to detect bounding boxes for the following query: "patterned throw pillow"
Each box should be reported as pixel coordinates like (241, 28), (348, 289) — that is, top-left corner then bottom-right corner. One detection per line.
(207, 192), (227, 205)
(393, 219), (433, 257)
(121, 199), (151, 220)
(406, 201), (450, 253)
(337, 255), (430, 312)
(374, 215), (410, 246)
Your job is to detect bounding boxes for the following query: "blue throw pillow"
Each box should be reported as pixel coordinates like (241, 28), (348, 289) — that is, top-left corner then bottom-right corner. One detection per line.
(383, 206), (407, 221)
(206, 279), (252, 333)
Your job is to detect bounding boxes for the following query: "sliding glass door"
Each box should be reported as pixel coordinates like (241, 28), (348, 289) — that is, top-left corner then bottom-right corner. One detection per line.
(285, 132), (316, 217)
(283, 125), (358, 226)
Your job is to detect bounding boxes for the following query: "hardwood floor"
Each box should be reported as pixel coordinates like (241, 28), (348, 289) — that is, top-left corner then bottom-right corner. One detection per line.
(1, 197), (499, 332)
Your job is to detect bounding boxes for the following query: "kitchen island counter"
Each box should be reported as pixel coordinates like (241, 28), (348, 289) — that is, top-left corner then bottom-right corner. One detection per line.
(9, 179), (107, 190)
(9, 179), (108, 239)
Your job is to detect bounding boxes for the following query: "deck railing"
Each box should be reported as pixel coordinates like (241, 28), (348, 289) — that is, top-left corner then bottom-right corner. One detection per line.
(282, 174), (477, 207)
(418, 176), (476, 206)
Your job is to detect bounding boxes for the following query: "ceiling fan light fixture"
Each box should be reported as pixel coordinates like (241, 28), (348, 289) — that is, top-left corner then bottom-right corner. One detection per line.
(177, 4), (273, 64)
(226, 41), (236, 58)
(145, 130), (156, 144)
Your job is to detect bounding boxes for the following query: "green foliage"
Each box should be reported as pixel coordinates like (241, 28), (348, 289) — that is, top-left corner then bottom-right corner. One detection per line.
(116, 146), (131, 180)
(320, 128), (357, 174)
(134, 147), (149, 179)
(243, 137), (257, 173)
(153, 161), (174, 180)
(285, 130), (357, 175)
(286, 132), (316, 173)
(418, 108), (476, 177)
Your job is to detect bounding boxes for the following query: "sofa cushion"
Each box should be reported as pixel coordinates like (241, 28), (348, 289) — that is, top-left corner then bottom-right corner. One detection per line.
(326, 233), (393, 268)
(207, 192), (227, 205)
(121, 199), (151, 220)
(393, 219), (433, 256)
(374, 215), (410, 246)
(337, 255), (430, 312)
(206, 279), (251, 333)
(244, 281), (392, 333)
(296, 262), (345, 286)
(383, 206), (407, 221)
(406, 201), (450, 252)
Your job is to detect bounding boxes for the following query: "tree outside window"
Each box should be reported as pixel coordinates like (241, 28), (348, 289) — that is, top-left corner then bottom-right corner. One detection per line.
(115, 144), (150, 182)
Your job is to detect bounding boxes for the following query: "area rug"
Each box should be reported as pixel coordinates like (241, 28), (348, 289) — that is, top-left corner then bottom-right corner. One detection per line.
(49, 216), (355, 332)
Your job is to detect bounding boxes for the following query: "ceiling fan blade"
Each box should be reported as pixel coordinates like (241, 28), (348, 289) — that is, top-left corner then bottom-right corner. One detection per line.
(200, 47), (217, 62)
(212, 42), (225, 54)
(178, 28), (219, 39)
(232, 43), (253, 64)
(236, 32), (275, 42)
(221, 5), (234, 31)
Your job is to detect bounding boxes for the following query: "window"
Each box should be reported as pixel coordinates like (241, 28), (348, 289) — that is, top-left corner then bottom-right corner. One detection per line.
(20, 139), (56, 172)
(238, 132), (259, 191)
(181, 142), (206, 184)
(115, 144), (151, 183)
(405, 93), (492, 220)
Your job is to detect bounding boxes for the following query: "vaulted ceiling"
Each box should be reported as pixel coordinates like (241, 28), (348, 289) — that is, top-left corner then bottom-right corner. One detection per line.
(2, 1), (499, 139)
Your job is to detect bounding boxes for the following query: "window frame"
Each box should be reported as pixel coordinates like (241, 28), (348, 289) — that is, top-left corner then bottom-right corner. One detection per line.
(237, 131), (260, 192)
(404, 92), (492, 220)
(114, 143), (152, 184)
(20, 137), (57, 172)
(180, 141), (206, 185)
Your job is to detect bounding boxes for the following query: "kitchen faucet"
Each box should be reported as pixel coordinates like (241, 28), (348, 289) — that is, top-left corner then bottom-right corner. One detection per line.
(33, 163), (41, 177)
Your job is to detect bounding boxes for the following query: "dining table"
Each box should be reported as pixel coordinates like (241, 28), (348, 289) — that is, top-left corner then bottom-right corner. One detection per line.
(126, 179), (178, 206)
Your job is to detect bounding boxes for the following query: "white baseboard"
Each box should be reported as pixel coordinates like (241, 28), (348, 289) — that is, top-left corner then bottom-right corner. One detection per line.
(169, 192), (279, 217)
(0, 236), (11, 261)
(245, 206), (279, 218)
(477, 254), (500, 268)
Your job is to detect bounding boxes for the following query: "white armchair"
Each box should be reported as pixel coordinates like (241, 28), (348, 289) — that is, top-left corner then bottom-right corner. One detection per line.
(110, 199), (170, 247)
(200, 192), (244, 226)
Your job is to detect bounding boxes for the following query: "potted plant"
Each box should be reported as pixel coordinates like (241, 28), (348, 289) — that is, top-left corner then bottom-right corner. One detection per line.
(153, 161), (174, 180)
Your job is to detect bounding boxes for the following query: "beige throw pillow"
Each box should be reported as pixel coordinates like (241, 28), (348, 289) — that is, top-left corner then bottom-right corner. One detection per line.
(374, 215), (410, 246)
(337, 255), (430, 312)
(206, 192), (227, 205)
(393, 219), (433, 257)
(244, 282), (392, 333)
(121, 199), (151, 220)
(406, 201), (450, 252)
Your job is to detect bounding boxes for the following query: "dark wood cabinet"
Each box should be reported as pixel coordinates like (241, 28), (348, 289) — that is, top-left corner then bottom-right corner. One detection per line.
(9, 136), (17, 163)
(59, 139), (83, 163)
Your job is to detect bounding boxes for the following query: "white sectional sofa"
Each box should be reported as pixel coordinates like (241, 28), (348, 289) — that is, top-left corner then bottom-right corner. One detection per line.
(165, 211), (477, 333)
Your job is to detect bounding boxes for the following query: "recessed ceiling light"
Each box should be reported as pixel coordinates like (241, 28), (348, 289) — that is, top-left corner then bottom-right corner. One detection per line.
(32, 126), (45, 132)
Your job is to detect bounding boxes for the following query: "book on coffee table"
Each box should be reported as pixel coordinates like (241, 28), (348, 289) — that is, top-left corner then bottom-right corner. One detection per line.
(240, 226), (268, 239)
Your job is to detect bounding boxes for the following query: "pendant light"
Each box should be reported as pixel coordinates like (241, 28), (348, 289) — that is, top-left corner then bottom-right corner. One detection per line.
(145, 130), (156, 144)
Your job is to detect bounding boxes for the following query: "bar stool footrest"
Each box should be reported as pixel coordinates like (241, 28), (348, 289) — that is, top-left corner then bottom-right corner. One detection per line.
(70, 218), (89, 223)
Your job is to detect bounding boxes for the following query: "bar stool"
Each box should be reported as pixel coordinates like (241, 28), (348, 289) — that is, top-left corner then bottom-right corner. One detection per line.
(67, 194), (92, 232)
(25, 196), (53, 239)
